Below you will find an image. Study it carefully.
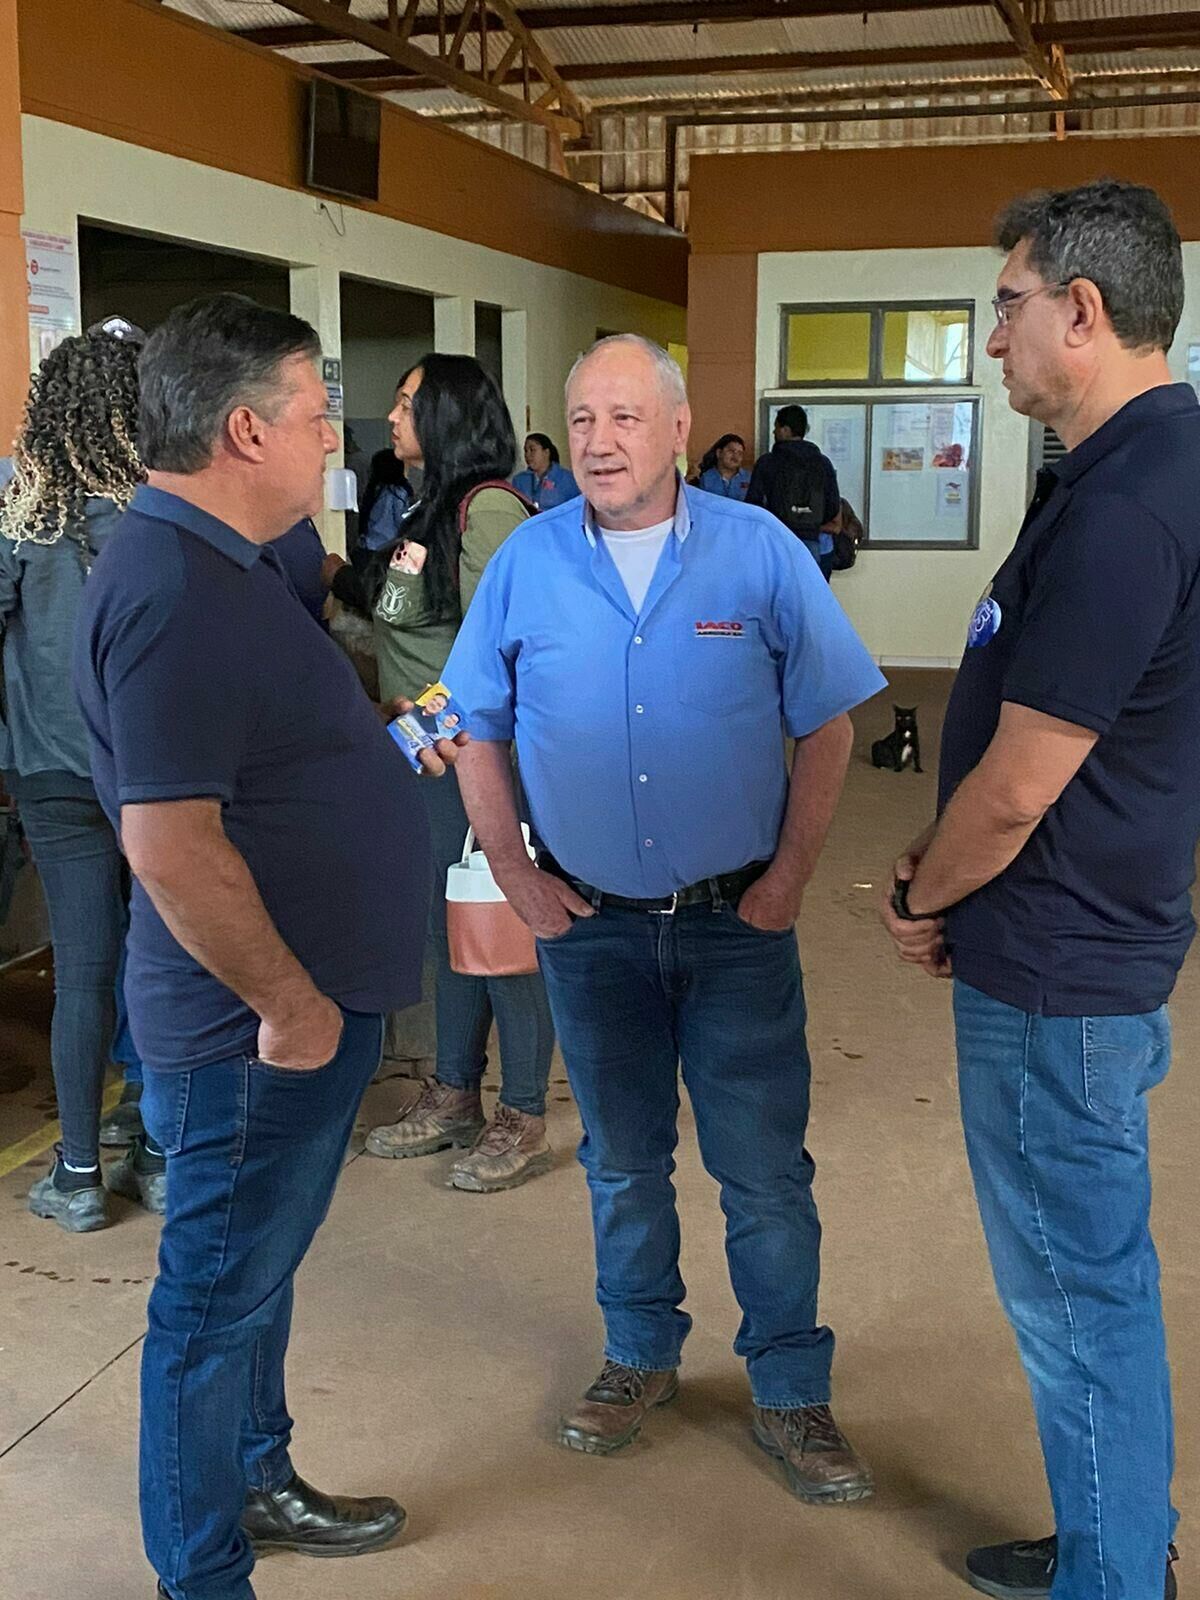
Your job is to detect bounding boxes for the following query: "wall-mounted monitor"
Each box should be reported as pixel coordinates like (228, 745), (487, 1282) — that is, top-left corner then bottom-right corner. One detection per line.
(306, 80), (381, 203)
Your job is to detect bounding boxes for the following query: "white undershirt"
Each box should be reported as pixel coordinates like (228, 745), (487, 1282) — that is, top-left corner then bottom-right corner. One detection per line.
(598, 518), (674, 612)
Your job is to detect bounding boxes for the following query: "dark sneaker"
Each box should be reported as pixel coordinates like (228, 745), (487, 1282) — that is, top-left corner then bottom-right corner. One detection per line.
(558, 1361), (679, 1455)
(448, 1103), (554, 1192)
(966, 1534), (1179, 1599)
(105, 1138), (167, 1215)
(27, 1149), (110, 1233)
(242, 1471), (405, 1558)
(752, 1403), (874, 1505)
(99, 1081), (145, 1148)
(365, 1079), (485, 1158)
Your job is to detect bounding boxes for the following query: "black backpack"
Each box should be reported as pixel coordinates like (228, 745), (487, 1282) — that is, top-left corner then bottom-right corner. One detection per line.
(763, 444), (828, 539)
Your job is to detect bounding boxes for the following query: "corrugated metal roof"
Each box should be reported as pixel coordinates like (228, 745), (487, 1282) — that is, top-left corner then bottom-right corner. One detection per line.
(159, 1), (1200, 229)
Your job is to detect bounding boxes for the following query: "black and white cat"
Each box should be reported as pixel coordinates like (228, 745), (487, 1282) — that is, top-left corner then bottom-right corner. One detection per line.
(871, 706), (923, 773)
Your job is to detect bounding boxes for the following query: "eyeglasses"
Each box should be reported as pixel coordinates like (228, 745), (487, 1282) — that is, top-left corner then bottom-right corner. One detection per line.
(87, 315), (148, 345)
(991, 282), (1073, 326)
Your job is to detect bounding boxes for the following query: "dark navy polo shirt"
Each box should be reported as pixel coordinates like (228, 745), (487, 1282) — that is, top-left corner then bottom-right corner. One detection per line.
(939, 384), (1200, 1016)
(73, 485), (430, 1071)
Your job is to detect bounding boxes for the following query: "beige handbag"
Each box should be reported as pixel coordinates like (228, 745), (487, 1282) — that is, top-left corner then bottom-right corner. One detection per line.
(446, 825), (540, 977)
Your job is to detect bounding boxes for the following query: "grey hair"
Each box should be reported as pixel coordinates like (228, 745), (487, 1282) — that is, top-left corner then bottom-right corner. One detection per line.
(995, 179), (1184, 354)
(566, 334), (688, 407)
(138, 293), (321, 473)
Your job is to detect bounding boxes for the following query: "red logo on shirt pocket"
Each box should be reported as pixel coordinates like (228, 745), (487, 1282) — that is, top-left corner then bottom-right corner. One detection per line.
(695, 620), (744, 638)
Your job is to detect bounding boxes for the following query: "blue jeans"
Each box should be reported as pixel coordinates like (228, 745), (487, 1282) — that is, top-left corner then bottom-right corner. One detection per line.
(139, 1009), (384, 1600)
(423, 767), (554, 1116)
(19, 789), (125, 1167)
(953, 981), (1177, 1598)
(114, 938), (144, 1085)
(537, 898), (831, 1406)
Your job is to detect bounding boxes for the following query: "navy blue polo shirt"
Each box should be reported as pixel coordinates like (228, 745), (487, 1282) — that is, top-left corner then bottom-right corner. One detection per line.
(73, 485), (430, 1072)
(939, 384), (1200, 1016)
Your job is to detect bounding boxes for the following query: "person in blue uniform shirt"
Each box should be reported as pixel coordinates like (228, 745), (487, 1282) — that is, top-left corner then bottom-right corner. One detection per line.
(446, 333), (884, 1505)
(513, 432), (579, 511)
(696, 432), (751, 500)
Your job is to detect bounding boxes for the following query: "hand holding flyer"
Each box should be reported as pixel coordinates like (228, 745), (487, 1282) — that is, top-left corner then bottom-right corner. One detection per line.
(386, 681), (469, 772)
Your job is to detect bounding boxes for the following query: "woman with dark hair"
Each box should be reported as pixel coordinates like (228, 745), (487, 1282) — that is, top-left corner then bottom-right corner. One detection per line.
(513, 431), (579, 512)
(358, 354), (557, 1193)
(697, 433), (751, 500)
(0, 319), (166, 1230)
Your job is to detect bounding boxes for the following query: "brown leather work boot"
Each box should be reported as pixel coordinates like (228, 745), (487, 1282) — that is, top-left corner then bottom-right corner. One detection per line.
(558, 1361), (679, 1455)
(365, 1079), (484, 1159)
(752, 1404), (874, 1504)
(448, 1103), (554, 1192)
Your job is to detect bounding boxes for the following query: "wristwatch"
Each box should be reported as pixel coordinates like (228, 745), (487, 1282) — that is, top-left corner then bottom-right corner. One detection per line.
(890, 877), (936, 922)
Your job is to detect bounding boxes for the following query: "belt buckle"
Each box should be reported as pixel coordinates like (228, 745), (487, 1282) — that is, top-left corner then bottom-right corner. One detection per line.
(653, 890), (679, 917)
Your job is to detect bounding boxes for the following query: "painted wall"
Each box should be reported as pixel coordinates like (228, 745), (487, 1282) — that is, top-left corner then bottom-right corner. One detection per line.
(20, 115), (686, 547)
(755, 244), (1200, 664)
(0, 0), (25, 442)
(16, 0), (687, 308)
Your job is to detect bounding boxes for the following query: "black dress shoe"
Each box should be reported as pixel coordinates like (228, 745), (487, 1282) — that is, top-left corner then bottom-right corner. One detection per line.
(242, 1471), (406, 1558)
(966, 1534), (1178, 1599)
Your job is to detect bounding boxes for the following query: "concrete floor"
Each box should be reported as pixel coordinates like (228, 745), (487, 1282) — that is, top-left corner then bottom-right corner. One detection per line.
(0, 669), (1195, 1600)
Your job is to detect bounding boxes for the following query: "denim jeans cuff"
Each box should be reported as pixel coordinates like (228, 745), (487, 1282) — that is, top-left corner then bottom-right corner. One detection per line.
(603, 1345), (681, 1373)
(498, 1095), (547, 1118)
(752, 1392), (832, 1411)
(246, 1447), (294, 1496)
(435, 1069), (483, 1094)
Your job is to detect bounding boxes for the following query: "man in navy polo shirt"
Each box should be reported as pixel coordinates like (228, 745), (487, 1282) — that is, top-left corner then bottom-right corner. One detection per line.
(74, 295), (447, 1600)
(881, 182), (1196, 1600)
(447, 335), (884, 1503)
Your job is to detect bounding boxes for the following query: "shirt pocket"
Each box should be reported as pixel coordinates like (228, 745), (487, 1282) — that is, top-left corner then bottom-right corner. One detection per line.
(674, 619), (776, 713)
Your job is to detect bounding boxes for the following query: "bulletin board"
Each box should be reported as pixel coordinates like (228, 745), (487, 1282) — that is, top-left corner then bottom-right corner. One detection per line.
(759, 395), (981, 550)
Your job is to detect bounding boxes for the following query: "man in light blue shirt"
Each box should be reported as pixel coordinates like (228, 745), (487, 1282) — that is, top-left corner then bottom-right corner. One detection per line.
(447, 335), (884, 1502)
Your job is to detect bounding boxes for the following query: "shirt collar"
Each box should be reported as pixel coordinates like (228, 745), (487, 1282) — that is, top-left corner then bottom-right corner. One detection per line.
(1051, 383), (1198, 490)
(131, 485), (266, 571)
(581, 475), (692, 549)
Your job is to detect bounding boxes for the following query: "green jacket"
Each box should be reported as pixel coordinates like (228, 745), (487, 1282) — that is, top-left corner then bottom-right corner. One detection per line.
(373, 486), (528, 703)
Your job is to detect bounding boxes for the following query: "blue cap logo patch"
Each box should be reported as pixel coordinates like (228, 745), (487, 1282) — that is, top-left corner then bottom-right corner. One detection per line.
(967, 593), (1002, 649)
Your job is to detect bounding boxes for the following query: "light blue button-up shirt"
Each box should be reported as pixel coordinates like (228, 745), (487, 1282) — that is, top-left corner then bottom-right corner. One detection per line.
(445, 482), (885, 897)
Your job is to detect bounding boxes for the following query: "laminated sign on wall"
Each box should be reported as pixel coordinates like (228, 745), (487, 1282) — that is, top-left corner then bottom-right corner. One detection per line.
(23, 231), (80, 368)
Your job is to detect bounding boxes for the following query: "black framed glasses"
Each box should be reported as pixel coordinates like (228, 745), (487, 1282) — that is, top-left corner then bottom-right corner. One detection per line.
(87, 315), (148, 345)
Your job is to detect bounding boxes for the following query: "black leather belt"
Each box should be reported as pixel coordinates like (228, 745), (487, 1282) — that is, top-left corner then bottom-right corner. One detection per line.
(539, 853), (770, 914)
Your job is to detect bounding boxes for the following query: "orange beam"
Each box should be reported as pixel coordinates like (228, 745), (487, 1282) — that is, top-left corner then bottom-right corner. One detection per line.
(0, 0), (26, 450)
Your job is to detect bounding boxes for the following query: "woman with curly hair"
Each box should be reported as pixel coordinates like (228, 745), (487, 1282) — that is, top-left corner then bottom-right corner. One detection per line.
(0, 319), (166, 1231)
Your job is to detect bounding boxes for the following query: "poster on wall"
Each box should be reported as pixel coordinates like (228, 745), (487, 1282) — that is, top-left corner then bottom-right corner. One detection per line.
(869, 398), (973, 543)
(23, 231), (80, 369)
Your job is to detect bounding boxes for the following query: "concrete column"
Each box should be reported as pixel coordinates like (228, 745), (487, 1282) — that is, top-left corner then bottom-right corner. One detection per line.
(434, 294), (475, 356)
(501, 308), (529, 440)
(0, 0), (27, 449)
(290, 262), (344, 551)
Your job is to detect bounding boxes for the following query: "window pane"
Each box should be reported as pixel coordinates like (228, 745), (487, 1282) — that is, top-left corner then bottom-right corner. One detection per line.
(881, 307), (971, 383)
(784, 311), (872, 383)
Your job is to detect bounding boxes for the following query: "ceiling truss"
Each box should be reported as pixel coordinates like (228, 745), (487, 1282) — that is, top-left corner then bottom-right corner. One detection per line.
(269, 0), (589, 141)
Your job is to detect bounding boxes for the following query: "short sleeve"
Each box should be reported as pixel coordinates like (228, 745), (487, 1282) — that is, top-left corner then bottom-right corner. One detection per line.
(442, 550), (517, 741)
(1002, 493), (1186, 735)
(96, 592), (255, 806)
(769, 529), (886, 737)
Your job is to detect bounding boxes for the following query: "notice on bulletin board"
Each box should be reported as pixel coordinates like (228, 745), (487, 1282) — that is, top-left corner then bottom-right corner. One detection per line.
(869, 398), (974, 543)
(23, 231), (79, 368)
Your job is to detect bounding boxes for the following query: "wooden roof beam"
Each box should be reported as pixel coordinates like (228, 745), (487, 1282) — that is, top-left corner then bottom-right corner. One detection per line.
(268, 0), (588, 134)
(234, 0), (991, 48)
(992, 0), (1069, 98)
(328, 13), (1200, 93)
